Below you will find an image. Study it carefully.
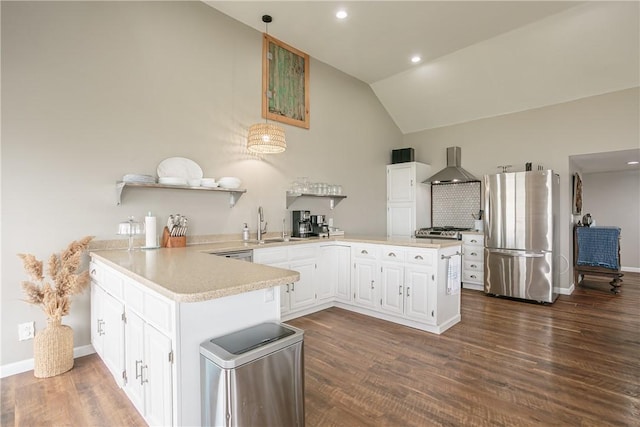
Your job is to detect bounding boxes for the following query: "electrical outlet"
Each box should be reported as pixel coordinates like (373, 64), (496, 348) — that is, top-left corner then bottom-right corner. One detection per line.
(18, 322), (35, 341)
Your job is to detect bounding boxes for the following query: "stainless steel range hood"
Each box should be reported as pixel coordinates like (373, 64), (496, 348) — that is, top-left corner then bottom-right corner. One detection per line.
(423, 146), (479, 184)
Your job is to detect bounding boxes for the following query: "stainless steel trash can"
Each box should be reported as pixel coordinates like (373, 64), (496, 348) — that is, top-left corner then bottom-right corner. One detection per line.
(200, 322), (304, 427)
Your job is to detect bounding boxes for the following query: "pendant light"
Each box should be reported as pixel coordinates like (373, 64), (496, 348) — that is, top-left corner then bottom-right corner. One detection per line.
(247, 15), (287, 154)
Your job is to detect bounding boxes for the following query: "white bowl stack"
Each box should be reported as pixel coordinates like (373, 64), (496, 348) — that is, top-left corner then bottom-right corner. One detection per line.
(217, 177), (242, 189)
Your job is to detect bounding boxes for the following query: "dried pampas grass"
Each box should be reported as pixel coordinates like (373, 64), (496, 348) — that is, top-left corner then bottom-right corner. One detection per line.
(18, 236), (94, 321)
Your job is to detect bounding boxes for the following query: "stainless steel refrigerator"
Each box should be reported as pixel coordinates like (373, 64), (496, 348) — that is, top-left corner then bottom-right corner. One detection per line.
(484, 170), (559, 303)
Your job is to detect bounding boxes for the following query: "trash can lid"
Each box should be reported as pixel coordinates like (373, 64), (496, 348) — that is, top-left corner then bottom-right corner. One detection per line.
(212, 322), (295, 355)
(200, 322), (304, 369)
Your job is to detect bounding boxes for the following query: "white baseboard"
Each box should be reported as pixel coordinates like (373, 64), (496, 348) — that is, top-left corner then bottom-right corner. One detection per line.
(556, 283), (575, 296)
(0, 344), (95, 379)
(622, 266), (639, 273)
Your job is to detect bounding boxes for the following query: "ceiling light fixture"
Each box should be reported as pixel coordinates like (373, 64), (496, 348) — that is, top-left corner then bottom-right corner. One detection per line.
(247, 15), (287, 155)
(628, 161), (639, 165)
(336, 10), (348, 19)
(411, 55), (422, 64)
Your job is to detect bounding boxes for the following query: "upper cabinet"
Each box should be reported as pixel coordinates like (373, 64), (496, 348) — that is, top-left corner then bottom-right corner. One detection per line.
(387, 162), (432, 238)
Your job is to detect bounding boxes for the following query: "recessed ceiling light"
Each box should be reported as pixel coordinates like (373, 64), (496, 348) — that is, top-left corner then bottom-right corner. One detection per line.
(411, 55), (422, 64)
(628, 161), (639, 165)
(336, 10), (348, 19)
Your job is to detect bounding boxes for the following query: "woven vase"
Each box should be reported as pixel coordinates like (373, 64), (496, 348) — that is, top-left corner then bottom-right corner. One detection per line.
(33, 318), (74, 378)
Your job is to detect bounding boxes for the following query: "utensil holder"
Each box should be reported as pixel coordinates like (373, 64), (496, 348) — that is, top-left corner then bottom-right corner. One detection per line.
(161, 226), (186, 248)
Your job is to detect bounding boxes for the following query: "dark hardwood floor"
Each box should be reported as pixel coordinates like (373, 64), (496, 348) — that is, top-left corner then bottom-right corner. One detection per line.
(2, 273), (638, 426)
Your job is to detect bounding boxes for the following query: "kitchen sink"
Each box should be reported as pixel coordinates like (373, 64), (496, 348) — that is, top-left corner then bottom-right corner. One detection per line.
(256, 237), (308, 245)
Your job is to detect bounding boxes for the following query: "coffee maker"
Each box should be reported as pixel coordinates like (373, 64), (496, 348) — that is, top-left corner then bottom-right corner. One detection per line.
(310, 214), (329, 237)
(292, 210), (313, 238)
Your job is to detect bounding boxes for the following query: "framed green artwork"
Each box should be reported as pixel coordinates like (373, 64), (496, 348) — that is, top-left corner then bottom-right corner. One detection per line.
(262, 34), (310, 129)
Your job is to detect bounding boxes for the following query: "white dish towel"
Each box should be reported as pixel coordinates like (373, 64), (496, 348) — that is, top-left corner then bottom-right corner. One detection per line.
(447, 254), (461, 295)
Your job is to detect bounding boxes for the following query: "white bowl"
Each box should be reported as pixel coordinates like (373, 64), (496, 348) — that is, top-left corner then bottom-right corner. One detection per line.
(201, 178), (218, 188)
(159, 176), (188, 186)
(187, 178), (201, 187)
(217, 177), (242, 189)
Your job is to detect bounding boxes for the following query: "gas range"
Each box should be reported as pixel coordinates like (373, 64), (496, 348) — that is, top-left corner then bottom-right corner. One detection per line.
(415, 227), (472, 240)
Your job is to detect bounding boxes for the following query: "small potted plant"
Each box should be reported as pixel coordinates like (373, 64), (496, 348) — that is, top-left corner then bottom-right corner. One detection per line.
(18, 236), (94, 378)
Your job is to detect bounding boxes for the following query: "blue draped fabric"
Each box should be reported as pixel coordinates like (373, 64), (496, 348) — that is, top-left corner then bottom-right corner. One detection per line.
(576, 226), (621, 270)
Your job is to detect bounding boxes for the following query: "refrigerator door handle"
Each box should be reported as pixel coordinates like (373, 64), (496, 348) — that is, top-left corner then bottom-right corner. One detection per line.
(487, 248), (546, 258)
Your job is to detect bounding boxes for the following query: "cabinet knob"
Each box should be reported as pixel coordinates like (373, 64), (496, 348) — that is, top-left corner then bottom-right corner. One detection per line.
(286, 284), (290, 293)
(90, 269), (96, 276)
(406, 287), (411, 297)
(414, 255), (423, 260)
(291, 283), (295, 292)
(470, 275), (477, 279)
(370, 280), (374, 289)
(361, 249), (368, 255)
(398, 285), (403, 295)
(471, 239), (477, 243)
(471, 252), (478, 256)
(470, 264), (477, 268)
(388, 252), (396, 258)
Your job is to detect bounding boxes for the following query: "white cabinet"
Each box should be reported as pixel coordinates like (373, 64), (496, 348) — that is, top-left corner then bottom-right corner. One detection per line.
(90, 268), (125, 386)
(379, 248), (405, 315)
(462, 233), (485, 291)
(351, 244), (379, 309)
(378, 247), (437, 324)
(91, 260), (173, 426)
(254, 244), (324, 319)
(289, 259), (317, 310)
(387, 162), (432, 238)
(318, 245), (351, 302)
(125, 311), (173, 427)
(404, 265), (435, 322)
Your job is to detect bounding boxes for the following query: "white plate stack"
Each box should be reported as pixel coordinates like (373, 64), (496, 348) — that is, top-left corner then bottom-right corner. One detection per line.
(157, 157), (203, 186)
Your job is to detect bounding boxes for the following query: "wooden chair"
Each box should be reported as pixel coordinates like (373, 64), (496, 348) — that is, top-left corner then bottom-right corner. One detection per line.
(573, 226), (623, 293)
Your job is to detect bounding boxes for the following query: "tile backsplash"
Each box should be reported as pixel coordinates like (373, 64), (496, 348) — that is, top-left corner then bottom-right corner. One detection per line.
(432, 182), (481, 228)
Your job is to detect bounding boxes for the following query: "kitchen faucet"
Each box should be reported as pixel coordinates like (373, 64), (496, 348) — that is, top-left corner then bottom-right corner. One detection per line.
(257, 206), (267, 241)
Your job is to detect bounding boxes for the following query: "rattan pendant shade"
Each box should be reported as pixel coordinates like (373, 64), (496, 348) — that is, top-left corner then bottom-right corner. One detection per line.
(247, 122), (287, 154)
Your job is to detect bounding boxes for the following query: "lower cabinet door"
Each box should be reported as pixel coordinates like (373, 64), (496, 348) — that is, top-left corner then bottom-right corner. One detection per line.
(380, 263), (404, 315)
(289, 260), (316, 310)
(124, 311), (145, 414)
(125, 310), (173, 427)
(404, 266), (434, 323)
(335, 246), (352, 302)
(353, 259), (378, 308)
(144, 323), (173, 427)
(101, 288), (125, 386)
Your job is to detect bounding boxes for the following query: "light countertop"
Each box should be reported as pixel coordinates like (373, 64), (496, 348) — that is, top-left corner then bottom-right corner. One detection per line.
(90, 235), (461, 303)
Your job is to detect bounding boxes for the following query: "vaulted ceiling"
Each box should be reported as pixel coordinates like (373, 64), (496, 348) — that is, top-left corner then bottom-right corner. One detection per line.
(207, 1), (639, 135)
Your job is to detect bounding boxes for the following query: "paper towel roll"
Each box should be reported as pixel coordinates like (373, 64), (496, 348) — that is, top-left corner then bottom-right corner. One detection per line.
(145, 212), (157, 248)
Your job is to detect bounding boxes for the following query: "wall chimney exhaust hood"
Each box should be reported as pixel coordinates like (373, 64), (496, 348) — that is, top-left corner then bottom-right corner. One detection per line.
(423, 146), (479, 184)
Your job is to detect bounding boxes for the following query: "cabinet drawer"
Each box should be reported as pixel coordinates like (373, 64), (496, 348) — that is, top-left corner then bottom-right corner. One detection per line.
(381, 247), (405, 263)
(352, 244), (378, 260)
(254, 247), (288, 265)
(89, 261), (103, 284)
(143, 291), (173, 335)
(463, 270), (484, 284)
(101, 268), (124, 300)
(124, 281), (144, 314)
(462, 234), (484, 246)
(405, 249), (435, 266)
(463, 247), (483, 261)
(288, 244), (318, 261)
(463, 260), (483, 272)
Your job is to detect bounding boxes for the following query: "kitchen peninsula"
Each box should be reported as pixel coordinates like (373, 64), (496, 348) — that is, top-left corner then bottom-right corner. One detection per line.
(90, 236), (461, 426)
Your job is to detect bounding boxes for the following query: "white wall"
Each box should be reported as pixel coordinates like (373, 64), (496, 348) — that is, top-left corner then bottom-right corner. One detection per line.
(402, 87), (640, 291)
(1, 2), (401, 366)
(582, 170), (640, 271)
